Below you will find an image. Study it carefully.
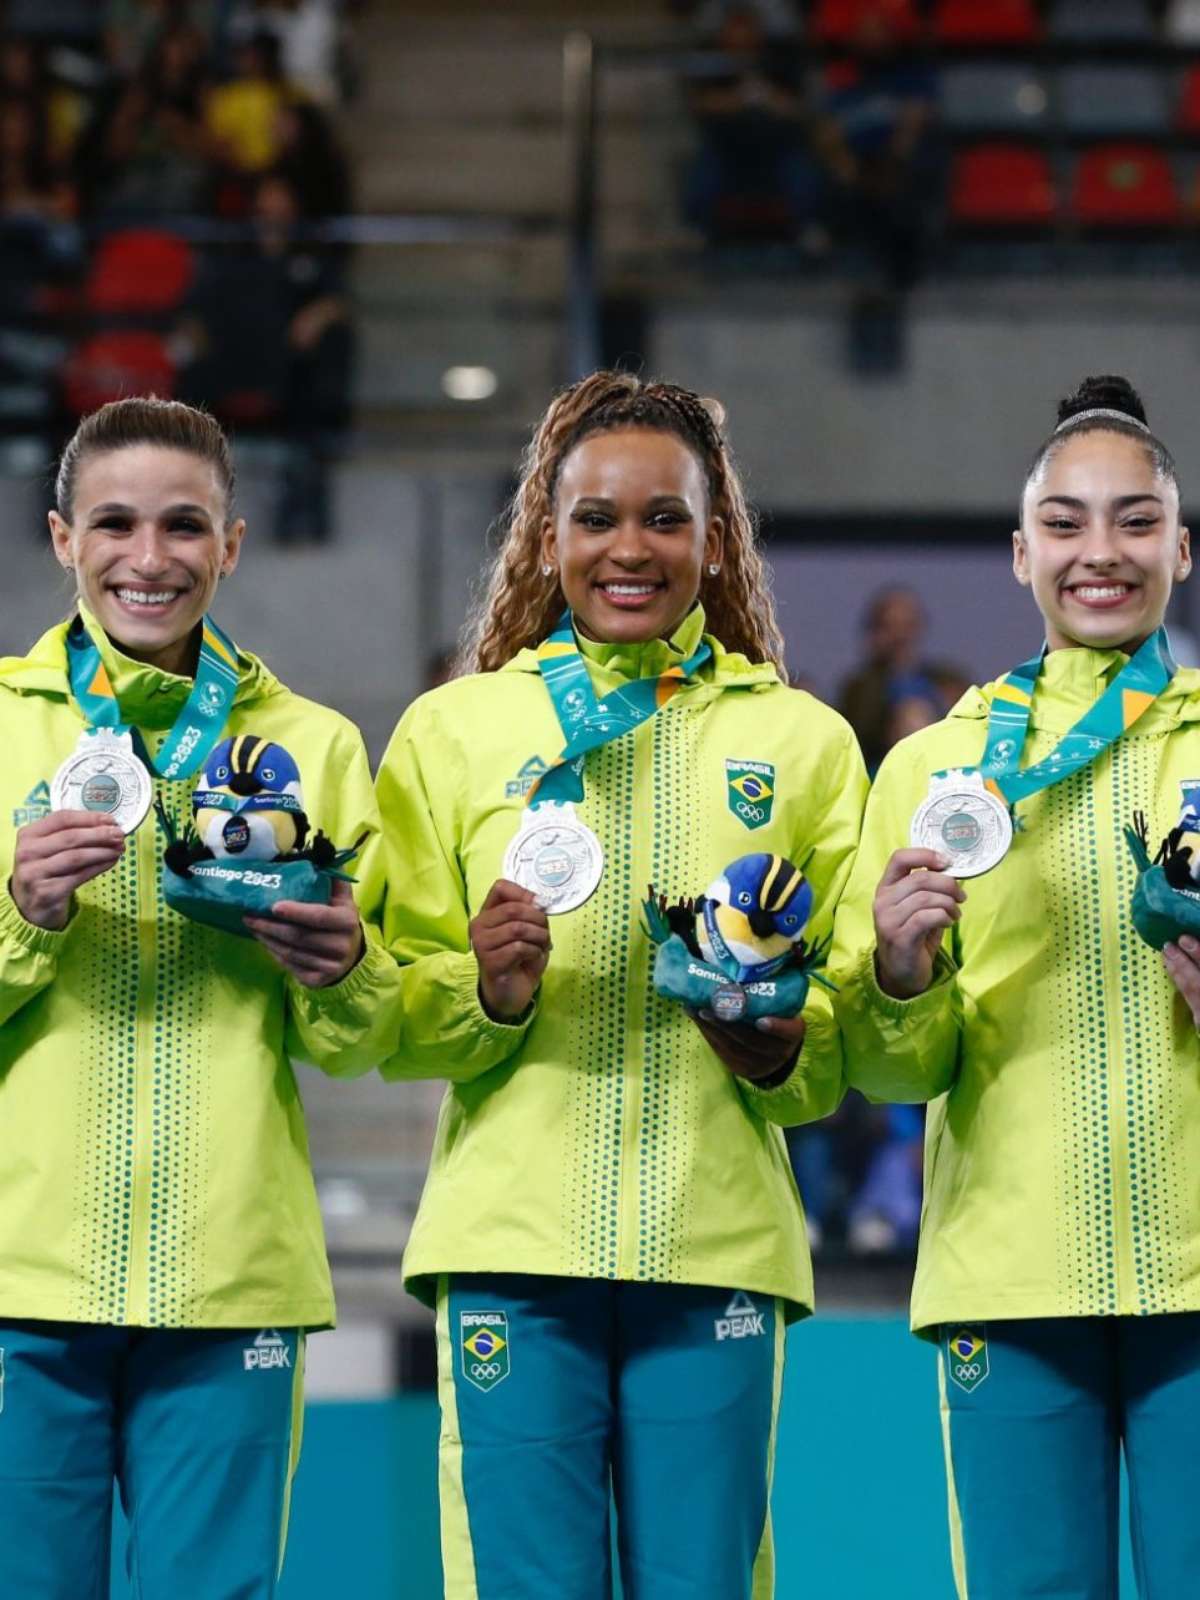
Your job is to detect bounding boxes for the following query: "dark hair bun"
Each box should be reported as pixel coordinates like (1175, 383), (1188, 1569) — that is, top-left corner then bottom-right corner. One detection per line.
(1057, 375), (1148, 428)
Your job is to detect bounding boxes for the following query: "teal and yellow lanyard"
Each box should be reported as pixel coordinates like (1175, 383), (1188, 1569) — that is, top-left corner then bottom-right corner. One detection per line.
(956, 626), (1175, 808)
(528, 610), (713, 807)
(66, 613), (241, 781)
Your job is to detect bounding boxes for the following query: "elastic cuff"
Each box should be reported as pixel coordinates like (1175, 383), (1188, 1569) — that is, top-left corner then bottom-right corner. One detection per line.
(0, 884), (71, 954)
(857, 944), (956, 1022)
(454, 955), (538, 1037)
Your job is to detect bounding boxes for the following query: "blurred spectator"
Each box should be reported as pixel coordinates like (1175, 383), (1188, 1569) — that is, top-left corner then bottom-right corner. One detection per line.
(274, 98), (352, 229)
(814, 1), (938, 288)
(684, 4), (825, 245)
(846, 1103), (924, 1253)
(177, 170), (353, 543)
(205, 29), (287, 184)
(90, 22), (214, 218)
(690, 0), (799, 34)
(837, 586), (965, 772)
(104, 0), (217, 77)
(228, 0), (341, 106)
(786, 1095), (895, 1252)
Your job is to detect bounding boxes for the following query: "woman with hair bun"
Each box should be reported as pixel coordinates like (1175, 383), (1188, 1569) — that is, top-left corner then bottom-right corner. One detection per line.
(369, 371), (867, 1597)
(832, 376), (1200, 1596)
(0, 396), (399, 1598)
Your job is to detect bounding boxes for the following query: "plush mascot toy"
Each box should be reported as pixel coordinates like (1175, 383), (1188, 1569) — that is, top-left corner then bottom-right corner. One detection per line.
(1125, 797), (1200, 950)
(156, 734), (364, 937)
(644, 851), (833, 1023)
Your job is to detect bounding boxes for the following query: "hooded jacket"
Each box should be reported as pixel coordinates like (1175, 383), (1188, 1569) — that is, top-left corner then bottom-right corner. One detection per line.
(831, 646), (1200, 1334)
(367, 608), (868, 1316)
(0, 615), (401, 1329)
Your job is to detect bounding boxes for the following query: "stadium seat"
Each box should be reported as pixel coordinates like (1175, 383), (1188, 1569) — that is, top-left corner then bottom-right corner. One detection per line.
(931, 0), (1040, 45)
(1058, 68), (1170, 137)
(949, 145), (1057, 225)
(1071, 145), (1180, 226)
(85, 230), (195, 317)
(1165, 0), (1200, 42)
(1050, 0), (1156, 41)
(810, 0), (921, 44)
(62, 331), (176, 416)
(1179, 66), (1200, 131)
(940, 65), (1048, 132)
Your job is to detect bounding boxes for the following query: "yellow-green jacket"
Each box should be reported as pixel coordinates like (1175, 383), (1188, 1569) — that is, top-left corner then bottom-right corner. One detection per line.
(831, 645), (1200, 1334)
(0, 616), (402, 1329)
(368, 608), (868, 1316)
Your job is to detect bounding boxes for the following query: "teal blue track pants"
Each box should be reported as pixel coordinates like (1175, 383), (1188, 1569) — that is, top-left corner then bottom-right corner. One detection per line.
(938, 1314), (1200, 1599)
(436, 1274), (786, 1600)
(0, 1320), (305, 1600)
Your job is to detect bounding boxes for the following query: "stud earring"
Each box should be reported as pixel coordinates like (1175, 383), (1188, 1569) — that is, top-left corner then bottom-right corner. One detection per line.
(542, 565), (554, 577)
(707, 563), (720, 576)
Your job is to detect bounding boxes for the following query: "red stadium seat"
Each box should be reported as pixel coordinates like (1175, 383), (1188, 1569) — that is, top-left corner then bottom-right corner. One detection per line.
(1071, 145), (1181, 227)
(85, 230), (195, 316)
(810, 0), (921, 43)
(950, 145), (1057, 225)
(1178, 65), (1200, 132)
(62, 331), (176, 416)
(933, 0), (1041, 44)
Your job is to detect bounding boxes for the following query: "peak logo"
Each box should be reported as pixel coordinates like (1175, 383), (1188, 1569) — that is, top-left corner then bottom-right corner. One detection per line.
(12, 781), (50, 827)
(243, 1330), (291, 1371)
(715, 1291), (765, 1341)
(506, 756), (549, 799)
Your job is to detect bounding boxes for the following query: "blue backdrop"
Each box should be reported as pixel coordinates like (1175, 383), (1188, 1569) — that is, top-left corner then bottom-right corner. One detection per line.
(110, 1316), (1139, 1597)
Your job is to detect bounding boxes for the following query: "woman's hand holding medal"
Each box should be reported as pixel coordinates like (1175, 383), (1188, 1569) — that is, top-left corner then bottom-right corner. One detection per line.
(873, 847), (966, 1000)
(470, 879), (552, 1021)
(11, 811), (126, 931)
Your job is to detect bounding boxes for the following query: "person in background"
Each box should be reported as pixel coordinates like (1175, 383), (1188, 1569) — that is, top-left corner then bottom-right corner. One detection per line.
(837, 585), (962, 773)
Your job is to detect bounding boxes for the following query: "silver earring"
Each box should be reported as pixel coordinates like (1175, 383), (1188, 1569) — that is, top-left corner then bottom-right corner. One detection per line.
(542, 565), (554, 577)
(708, 563), (720, 576)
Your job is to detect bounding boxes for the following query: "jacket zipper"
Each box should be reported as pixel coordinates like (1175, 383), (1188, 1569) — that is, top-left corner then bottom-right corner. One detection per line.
(124, 785), (159, 1324)
(1094, 754), (1134, 1314)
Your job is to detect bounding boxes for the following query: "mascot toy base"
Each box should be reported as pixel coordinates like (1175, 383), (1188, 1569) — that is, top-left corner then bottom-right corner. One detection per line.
(161, 857), (335, 939)
(651, 933), (814, 1022)
(1125, 811), (1200, 951)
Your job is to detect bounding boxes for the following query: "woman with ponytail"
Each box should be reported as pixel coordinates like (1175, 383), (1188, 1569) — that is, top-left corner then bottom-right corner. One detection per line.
(369, 372), (867, 1598)
(832, 376), (1200, 1597)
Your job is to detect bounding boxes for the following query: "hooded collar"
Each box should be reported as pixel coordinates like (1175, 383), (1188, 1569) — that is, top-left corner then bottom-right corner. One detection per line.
(501, 603), (780, 696)
(0, 608), (278, 726)
(948, 639), (1200, 733)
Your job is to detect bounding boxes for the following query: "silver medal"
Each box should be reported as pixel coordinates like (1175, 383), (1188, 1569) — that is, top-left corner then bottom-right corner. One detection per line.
(910, 771), (1013, 879)
(51, 729), (152, 834)
(503, 801), (604, 914)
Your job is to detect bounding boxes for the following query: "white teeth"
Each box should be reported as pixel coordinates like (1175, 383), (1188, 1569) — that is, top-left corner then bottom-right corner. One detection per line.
(602, 583), (657, 596)
(1073, 585), (1131, 601)
(115, 588), (178, 606)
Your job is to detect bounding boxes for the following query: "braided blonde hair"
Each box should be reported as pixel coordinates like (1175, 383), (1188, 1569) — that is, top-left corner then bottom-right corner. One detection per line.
(460, 371), (787, 675)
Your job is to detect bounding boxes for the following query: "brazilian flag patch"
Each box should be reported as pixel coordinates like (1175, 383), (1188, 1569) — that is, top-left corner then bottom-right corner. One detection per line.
(726, 759), (775, 831)
(945, 1326), (989, 1394)
(460, 1311), (510, 1393)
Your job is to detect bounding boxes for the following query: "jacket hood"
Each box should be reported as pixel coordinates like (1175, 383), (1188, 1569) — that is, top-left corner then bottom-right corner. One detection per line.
(946, 645), (1200, 734)
(500, 605), (780, 700)
(0, 613), (284, 729)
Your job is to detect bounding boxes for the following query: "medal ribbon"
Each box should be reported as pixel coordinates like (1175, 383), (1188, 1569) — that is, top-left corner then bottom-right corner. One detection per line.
(66, 614), (241, 781)
(956, 627), (1175, 807)
(528, 610), (713, 807)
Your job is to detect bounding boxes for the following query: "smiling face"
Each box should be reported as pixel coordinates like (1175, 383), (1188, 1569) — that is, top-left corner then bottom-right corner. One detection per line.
(49, 444), (245, 676)
(1015, 430), (1191, 653)
(541, 427), (724, 645)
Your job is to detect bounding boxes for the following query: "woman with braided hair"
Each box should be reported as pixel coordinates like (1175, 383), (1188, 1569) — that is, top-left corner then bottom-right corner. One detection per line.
(367, 371), (867, 1598)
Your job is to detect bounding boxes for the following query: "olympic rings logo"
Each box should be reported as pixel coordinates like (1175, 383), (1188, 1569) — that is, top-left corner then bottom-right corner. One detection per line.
(471, 1361), (502, 1380)
(953, 1362), (981, 1380)
(736, 800), (766, 822)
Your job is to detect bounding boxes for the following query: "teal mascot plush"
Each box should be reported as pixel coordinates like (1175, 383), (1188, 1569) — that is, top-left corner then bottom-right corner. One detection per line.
(643, 852), (834, 1023)
(1125, 790), (1200, 950)
(157, 734), (364, 937)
